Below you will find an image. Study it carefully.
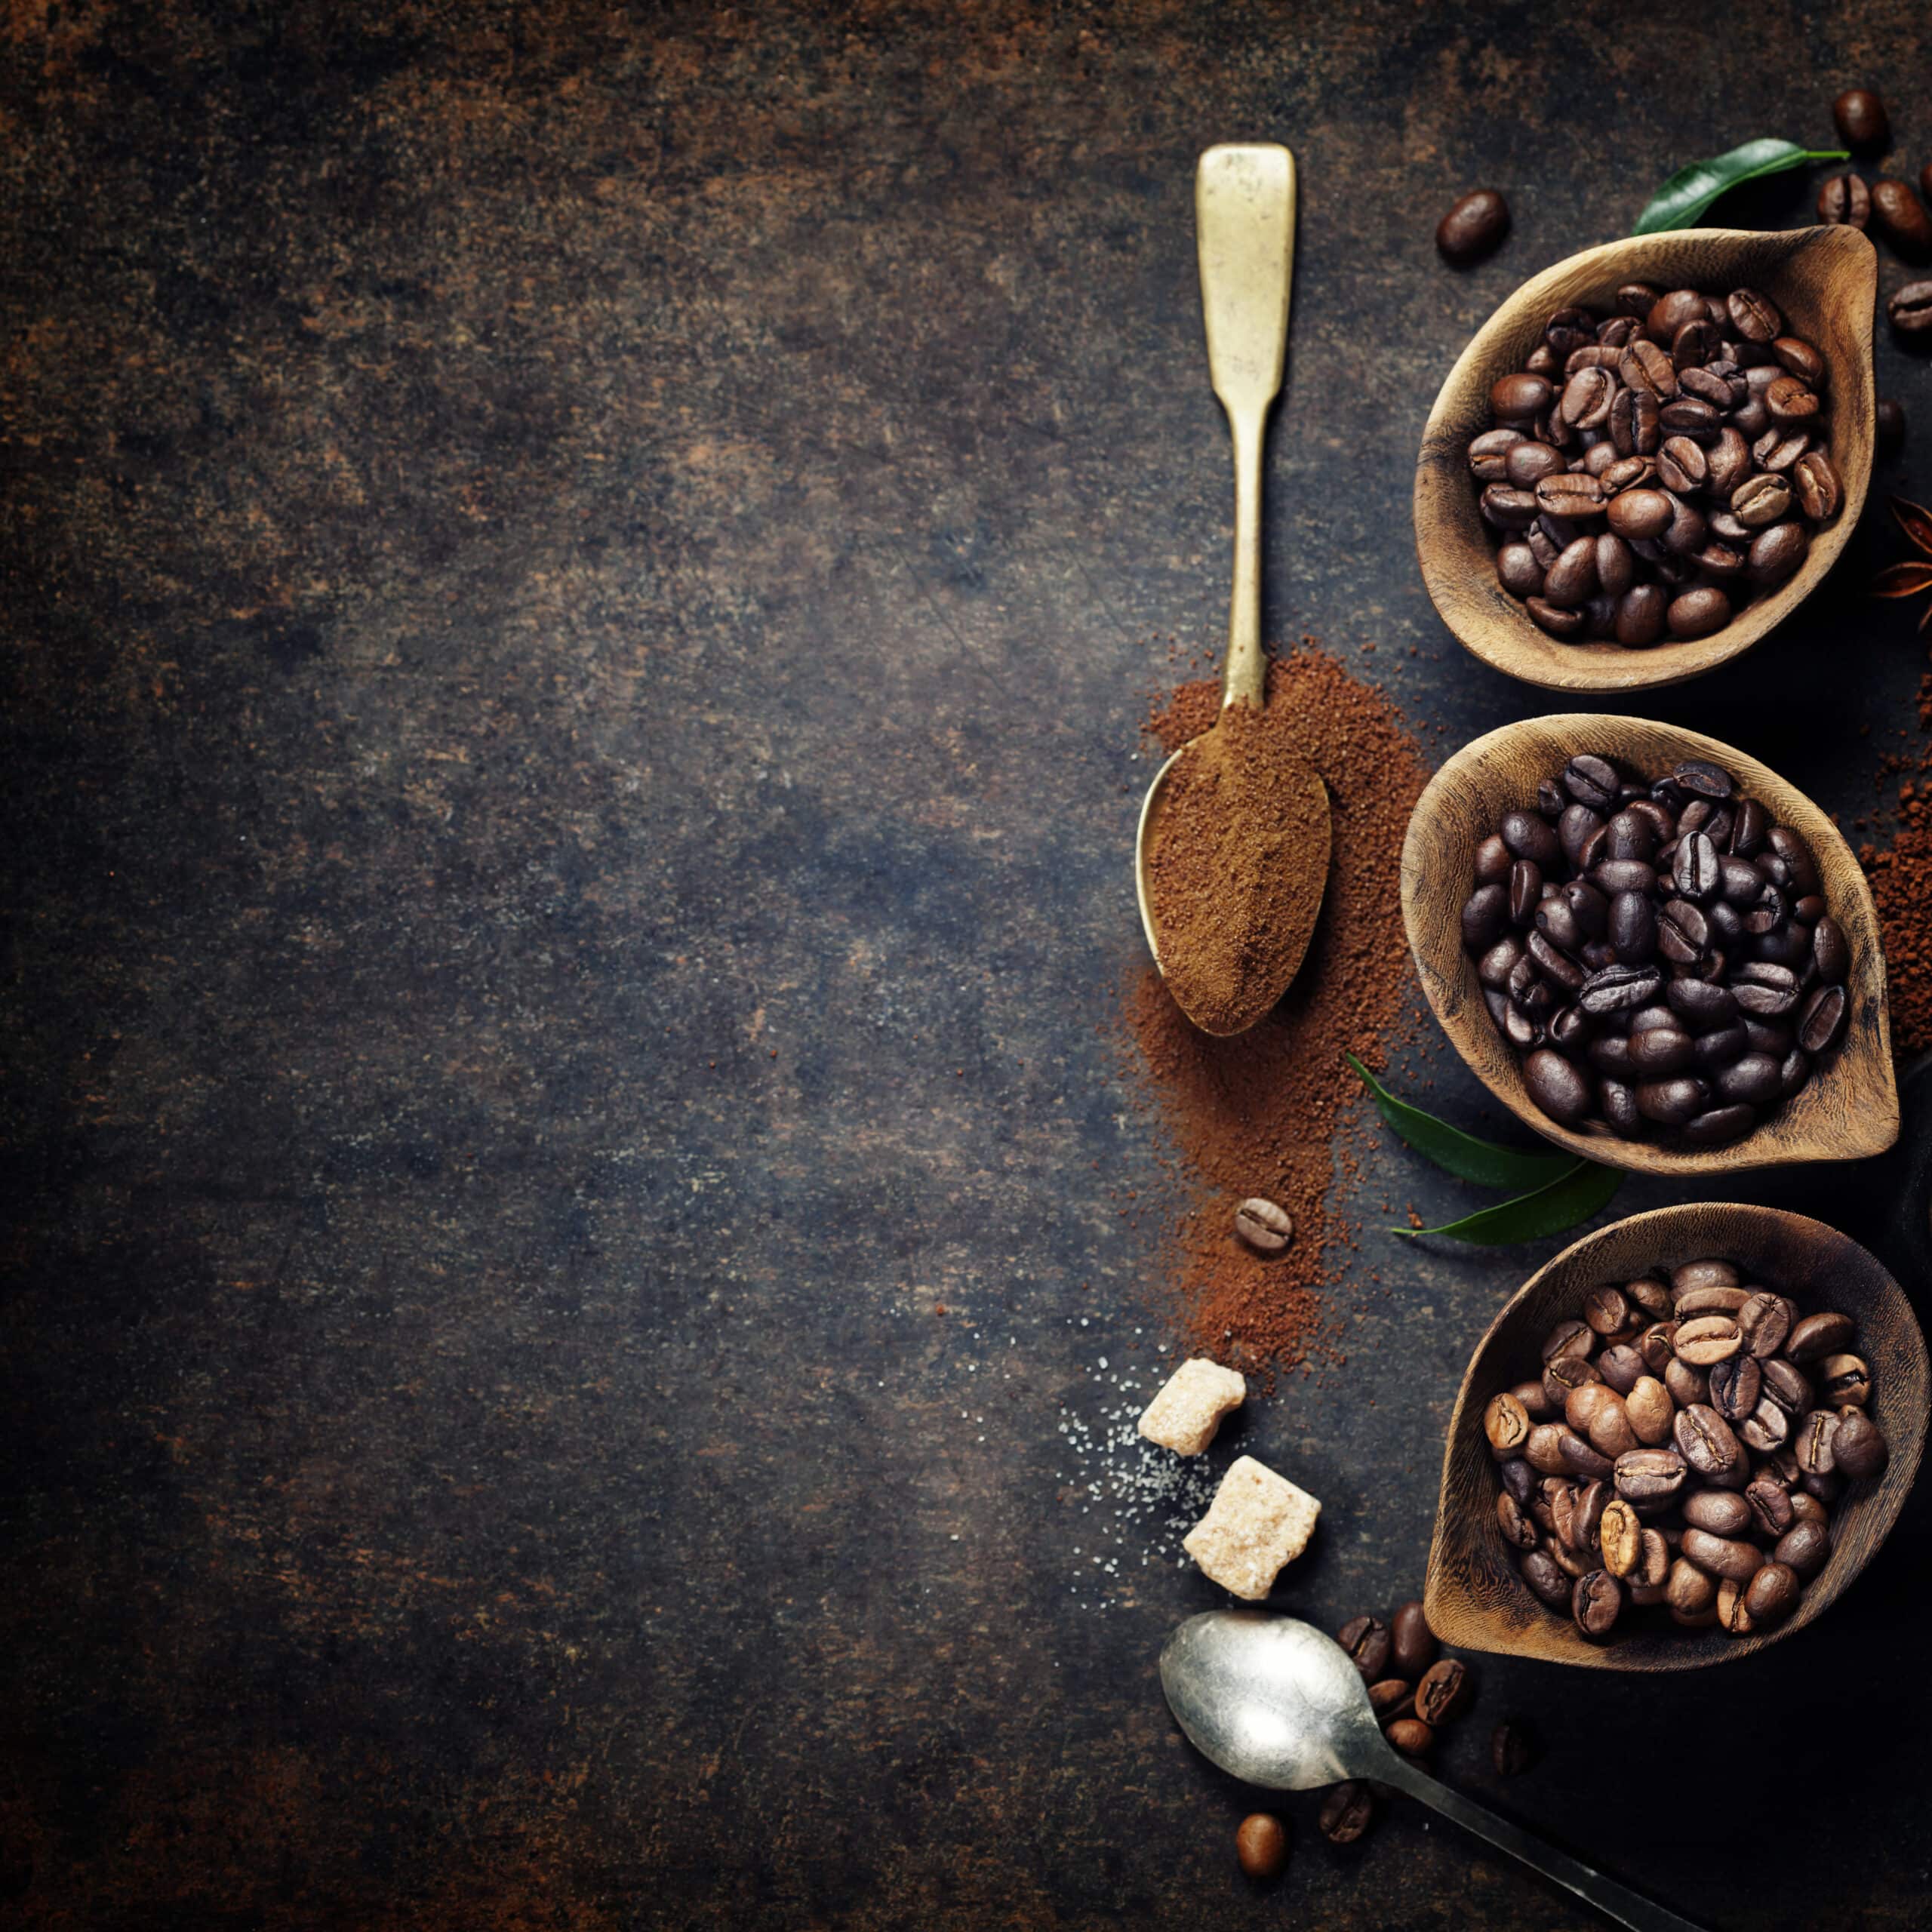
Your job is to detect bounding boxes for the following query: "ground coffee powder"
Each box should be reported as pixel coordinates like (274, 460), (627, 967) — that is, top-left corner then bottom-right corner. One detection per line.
(1141, 700), (1331, 1035)
(1860, 666), (1932, 1055)
(1124, 646), (1431, 1371)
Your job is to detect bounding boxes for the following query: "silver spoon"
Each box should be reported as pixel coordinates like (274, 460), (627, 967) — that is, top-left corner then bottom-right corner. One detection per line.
(1160, 1611), (1706, 1932)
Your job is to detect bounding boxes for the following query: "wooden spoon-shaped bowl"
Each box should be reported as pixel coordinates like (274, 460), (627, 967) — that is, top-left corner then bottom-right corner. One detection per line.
(1425, 1203), (1927, 1669)
(1401, 713), (1897, 1176)
(1415, 224), (1877, 693)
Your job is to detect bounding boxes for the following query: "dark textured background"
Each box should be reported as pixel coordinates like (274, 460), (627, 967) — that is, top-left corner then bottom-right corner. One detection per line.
(7, 3), (1932, 1927)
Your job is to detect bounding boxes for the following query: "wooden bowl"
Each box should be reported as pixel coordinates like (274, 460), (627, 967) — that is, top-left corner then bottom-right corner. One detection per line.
(1401, 713), (1897, 1176)
(1425, 1204), (1927, 1669)
(1415, 224), (1877, 693)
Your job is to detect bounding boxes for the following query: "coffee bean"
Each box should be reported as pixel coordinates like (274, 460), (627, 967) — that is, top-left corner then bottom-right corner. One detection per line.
(1798, 984), (1848, 1054)
(1832, 1408), (1888, 1481)
(1746, 1476), (1795, 1539)
(1319, 1781), (1374, 1844)
(1872, 177), (1932, 258)
(1674, 1401), (1743, 1477)
(1776, 1519), (1831, 1579)
(1794, 1410), (1840, 1476)
(1761, 1357), (1813, 1417)
(1792, 449), (1841, 521)
(1726, 287), (1781, 343)
(1390, 1599), (1437, 1678)
(1491, 373), (1553, 420)
(1818, 1353), (1871, 1407)
(1819, 173), (1872, 229)
(1484, 1390), (1531, 1457)
(1878, 397), (1906, 452)
(1497, 1491), (1538, 1548)
(1438, 190), (1511, 266)
(1624, 1376), (1674, 1444)
(1386, 1717), (1433, 1756)
(1833, 89), (1890, 153)
(1683, 1488), (1753, 1537)
(1369, 1678), (1415, 1721)
(1491, 1721), (1536, 1777)
(1745, 1561), (1801, 1627)
(1732, 473), (1792, 527)
(1521, 1546), (1571, 1607)
(1787, 1311), (1855, 1362)
(1338, 1614), (1391, 1680)
(1709, 1354), (1761, 1422)
(1414, 1658), (1467, 1725)
(1237, 1813), (1289, 1879)
(1599, 1497), (1642, 1576)
(1666, 587), (1730, 640)
(1234, 1197), (1294, 1254)
(1614, 1445), (1686, 1503)
(1523, 1048), (1592, 1124)
(1681, 1527), (1764, 1582)
(1890, 281), (1932, 335)
(1572, 1569), (1621, 1638)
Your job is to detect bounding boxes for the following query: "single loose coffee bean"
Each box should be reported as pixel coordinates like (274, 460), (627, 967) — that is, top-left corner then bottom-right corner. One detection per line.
(1390, 1599), (1437, 1678)
(1233, 1197), (1294, 1254)
(1872, 177), (1932, 257)
(1746, 1477), (1795, 1539)
(1708, 1354), (1761, 1422)
(1368, 1678), (1415, 1721)
(1491, 1721), (1536, 1777)
(1833, 88), (1890, 152)
(1414, 1658), (1468, 1725)
(1761, 1356), (1813, 1417)
(1337, 1614), (1390, 1681)
(1386, 1717), (1433, 1756)
(1319, 1781), (1374, 1844)
(1818, 173), (1872, 229)
(1438, 190), (1510, 265)
(1890, 281), (1932, 335)
(1236, 1813), (1289, 1879)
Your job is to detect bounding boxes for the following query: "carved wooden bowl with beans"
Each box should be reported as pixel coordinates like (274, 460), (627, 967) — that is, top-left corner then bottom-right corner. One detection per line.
(1416, 225), (1876, 693)
(1426, 1204), (1928, 1670)
(1401, 713), (1897, 1176)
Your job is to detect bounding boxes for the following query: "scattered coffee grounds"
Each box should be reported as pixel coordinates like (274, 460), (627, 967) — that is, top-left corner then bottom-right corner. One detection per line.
(1124, 647), (1430, 1371)
(1860, 667), (1932, 1054)
(1143, 702), (1331, 1035)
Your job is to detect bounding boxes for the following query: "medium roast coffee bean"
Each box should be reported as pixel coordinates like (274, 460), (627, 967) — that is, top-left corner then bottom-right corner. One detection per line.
(1414, 1658), (1467, 1724)
(1787, 1311), (1856, 1362)
(1234, 1197), (1294, 1254)
(1831, 1408), (1888, 1480)
(1236, 1814), (1289, 1879)
(1818, 173), (1872, 229)
(1872, 177), (1932, 258)
(1775, 1519), (1830, 1579)
(1890, 281), (1932, 335)
(1572, 1570), (1621, 1638)
(1681, 1527), (1764, 1582)
(1833, 88), (1890, 152)
(1438, 190), (1510, 265)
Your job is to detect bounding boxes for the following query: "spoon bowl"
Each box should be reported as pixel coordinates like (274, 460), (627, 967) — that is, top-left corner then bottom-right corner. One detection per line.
(1414, 224), (1877, 693)
(1401, 712), (1897, 1174)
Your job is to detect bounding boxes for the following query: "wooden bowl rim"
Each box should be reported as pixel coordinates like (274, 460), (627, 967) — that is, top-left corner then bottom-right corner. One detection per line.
(1414, 224), (1878, 694)
(1423, 1202), (1929, 1670)
(1400, 712), (1899, 1176)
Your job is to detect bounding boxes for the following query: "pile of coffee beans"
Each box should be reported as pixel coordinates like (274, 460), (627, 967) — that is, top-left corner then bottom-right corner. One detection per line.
(1467, 286), (1842, 647)
(1461, 752), (1850, 1148)
(1320, 1598), (1479, 1843)
(1485, 1257), (1889, 1642)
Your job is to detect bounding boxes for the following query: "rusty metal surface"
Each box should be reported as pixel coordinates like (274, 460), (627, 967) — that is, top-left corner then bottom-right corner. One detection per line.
(5, 2), (1932, 1926)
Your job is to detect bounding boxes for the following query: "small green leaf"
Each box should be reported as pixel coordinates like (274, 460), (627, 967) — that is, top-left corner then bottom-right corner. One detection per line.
(1346, 1054), (1575, 1192)
(1632, 140), (1848, 235)
(1393, 1160), (1625, 1246)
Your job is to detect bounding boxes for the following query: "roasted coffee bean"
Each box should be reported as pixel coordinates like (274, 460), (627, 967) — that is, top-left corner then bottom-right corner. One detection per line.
(1369, 1678), (1416, 1721)
(1537, 472), (1607, 520)
(1682, 1488), (1752, 1537)
(1233, 1196), (1294, 1254)
(1818, 1353), (1870, 1407)
(1795, 1410), (1840, 1477)
(1708, 1355), (1761, 1423)
(1558, 1429), (1614, 1479)
(1664, 1356), (1709, 1409)
(1890, 281), (1932, 335)
(1745, 1561), (1801, 1628)
(1878, 396), (1907, 451)
(1338, 1614), (1392, 1680)
(1716, 1574), (1756, 1635)
(1390, 1599), (1437, 1678)
(1319, 1780), (1375, 1844)
(1746, 1477), (1795, 1539)
(1598, 1497), (1642, 1576)
(1666, 588), (1729, 639)
(1735, 1291), (1792, 1359)
(1665, 1555), (1718, 1627)
(1726, 287), (1781, 343)
(1572, 1569), (1621, 1638)
(1523, 1049), (1591, 1124)
(1491, 1721), (1536, 1777)
(1872, 177), (1932, 258)
(1681, 1527), (1764, 1583)
(1386, 1717), (1434, 1756)
(1236, 1813), (1289, 1880)
(1438, 190), (1511, 265)
(1740, 1398), (1791, 1454)
(1761, 1357), (1812, 1417)
(1732, 473), (1792, 527)
(1414, 1658), (1467, 1725)
(1675, 1284), (1749, 1316)
(1834, 88), (1890, 152)
(1832, 1408), (1889, 1481)
(1787, 1311), (1856, 1362)
(1797, 984), (1848, 1054)
(1765, 374), (1822, 424)
(1776, 1518), (1831, 1579)
(1595, 1343), (1645, 1394)
(1819, 172), (1872, 228)
(1484, 1390), (1531, 1457)
(1497, 1491), (1539, 1548)
(1614, 1446), (1687, 1503)
(1674, 1402), (1743, 1477)
(1624, 1376), (1674, 1445)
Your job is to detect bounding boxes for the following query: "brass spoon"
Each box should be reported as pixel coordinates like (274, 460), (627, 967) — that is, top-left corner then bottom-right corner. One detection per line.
(1134, 143), (1331, 1036)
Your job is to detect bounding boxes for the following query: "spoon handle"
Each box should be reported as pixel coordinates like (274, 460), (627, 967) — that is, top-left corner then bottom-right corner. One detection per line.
(1195, 143), (1295, 714)
(1377, 1754), (1707, 1932)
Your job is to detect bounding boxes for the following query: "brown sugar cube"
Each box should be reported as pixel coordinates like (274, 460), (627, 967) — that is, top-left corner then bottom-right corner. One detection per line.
(1183, 1455), (1321, 1599)
(1138, 1357), (1247, 1455)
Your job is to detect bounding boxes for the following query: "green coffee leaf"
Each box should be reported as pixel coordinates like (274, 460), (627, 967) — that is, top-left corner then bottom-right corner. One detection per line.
(1393, 1159), (1624, 1246)
(1632, 140), (1847, 235)
(1346, 1054), (1575, 1192)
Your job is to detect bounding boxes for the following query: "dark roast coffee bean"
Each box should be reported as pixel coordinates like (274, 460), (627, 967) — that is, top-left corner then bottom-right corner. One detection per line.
(1579, 963), (1663, 1014)
(1338, 1614), (1391, 1680)
(1635, 1076), (1709, 1128)
(1319, 1780), (1375, 1844)
(1414, 1658), (1467, 1724)
(1438, 190), (1511, 265)
(1500, 810), (1562, 868)
(1391, 1599), (1437, 1678)
(1524, 1049), (1592, 1124)
(1872, 177), (1932, 258)
(1666, 588), (1729, 639)
(1819, 172), (1872, 228)
(1832, 1409), (1888, 1481)
(1819, 1354), (1870, 1407)
(1833, 88), (1890, 153)
(1798, 984), (1847, 1054)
